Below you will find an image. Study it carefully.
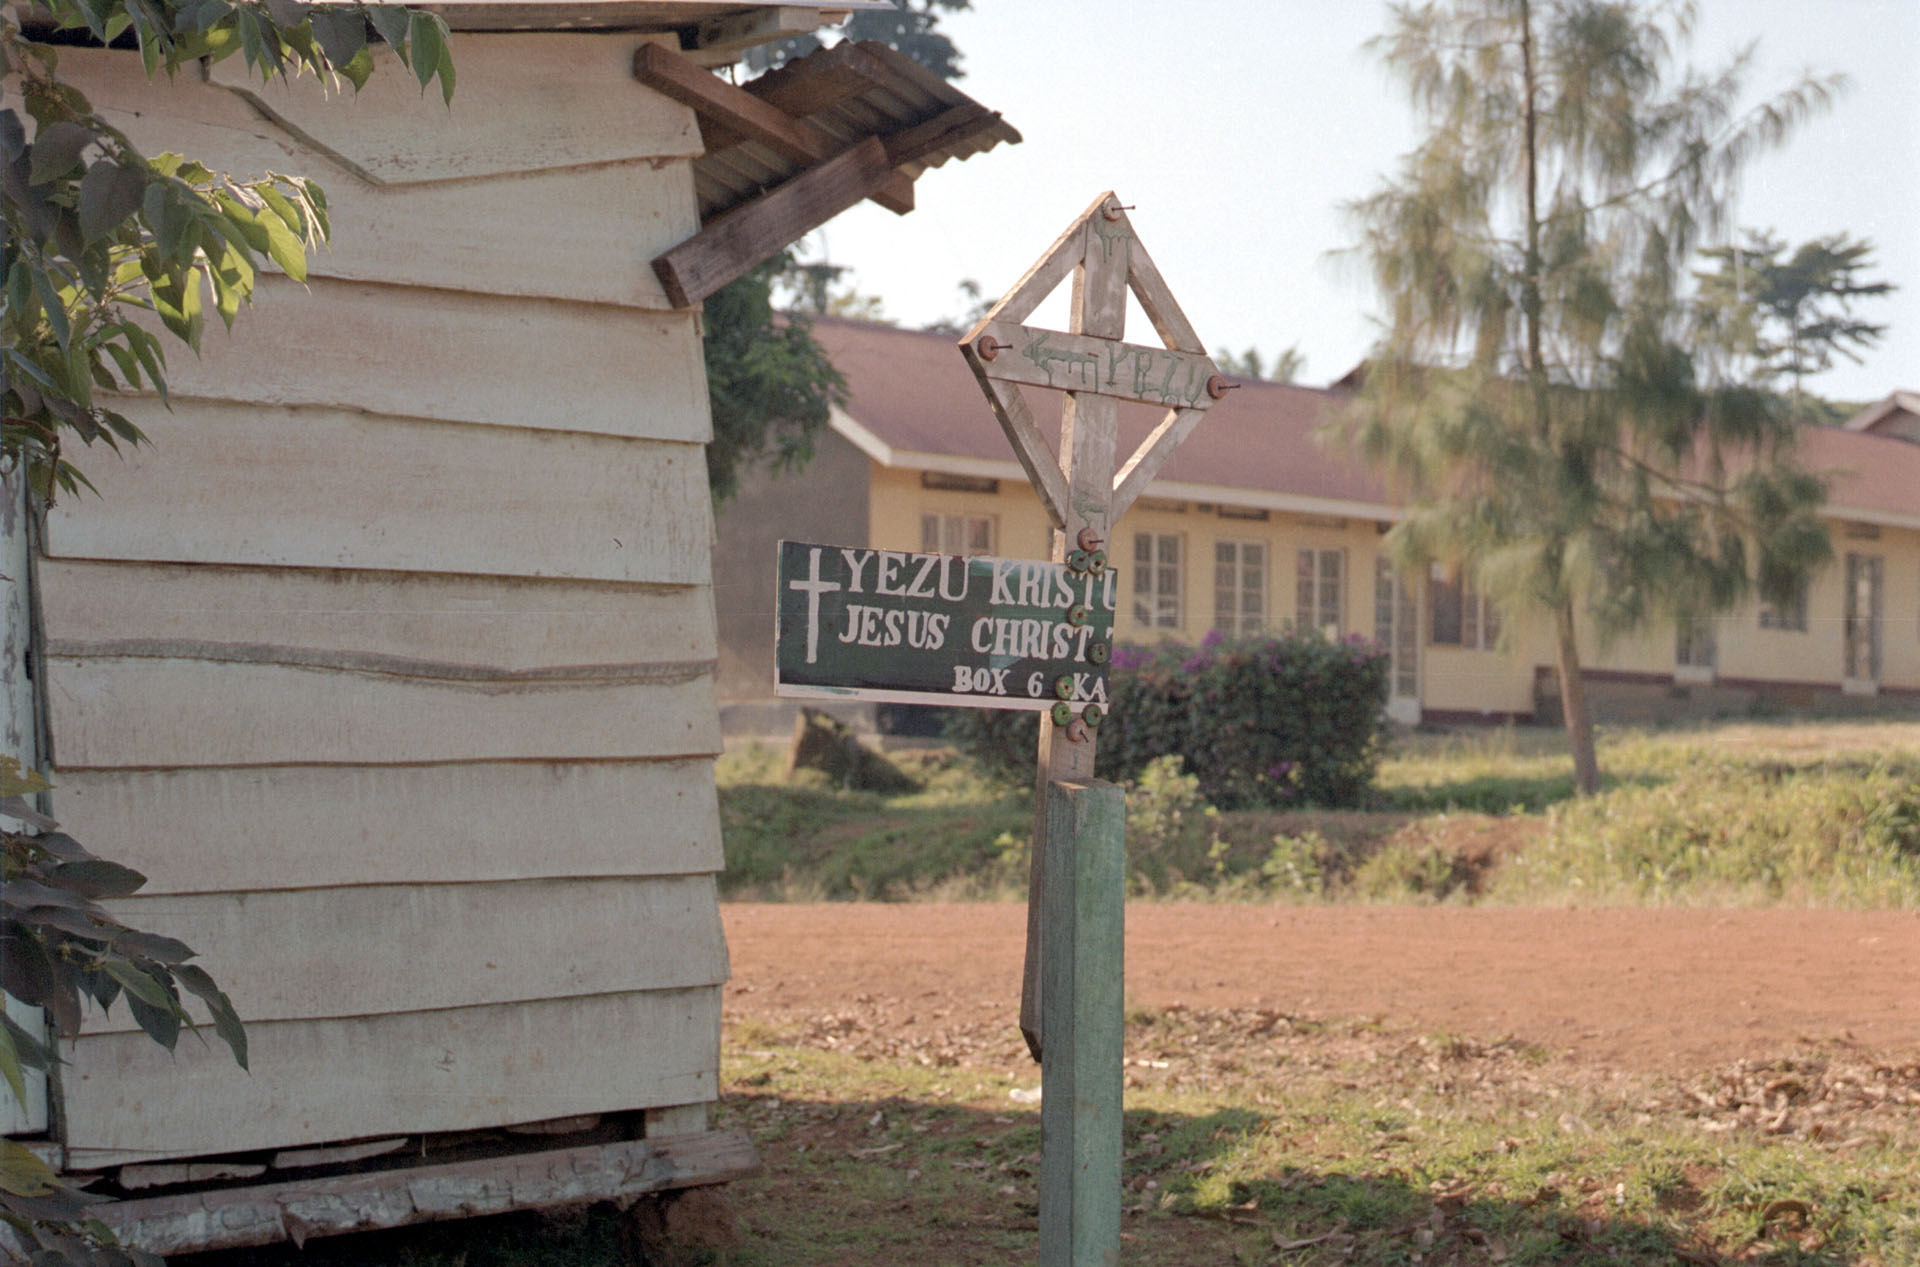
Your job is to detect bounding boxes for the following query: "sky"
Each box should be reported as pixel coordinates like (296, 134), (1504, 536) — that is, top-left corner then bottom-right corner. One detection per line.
(805, 0), (1919, 404)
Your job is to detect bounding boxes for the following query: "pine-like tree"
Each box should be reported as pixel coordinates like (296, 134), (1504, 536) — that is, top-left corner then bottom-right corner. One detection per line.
(1694, 230), (1896, 411)
(1345, 0), (1841, 793)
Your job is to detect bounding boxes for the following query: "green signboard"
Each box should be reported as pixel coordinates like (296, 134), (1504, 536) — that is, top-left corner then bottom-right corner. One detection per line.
(775, 540), (1116, 711)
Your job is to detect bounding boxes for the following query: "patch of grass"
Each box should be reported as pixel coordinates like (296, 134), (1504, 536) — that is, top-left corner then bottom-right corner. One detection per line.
(1497, 754), (1920, 906)
(705, 1017), (1920, 1266)
(717, 745), (1029, 900)
(719, 719), (1920, 907)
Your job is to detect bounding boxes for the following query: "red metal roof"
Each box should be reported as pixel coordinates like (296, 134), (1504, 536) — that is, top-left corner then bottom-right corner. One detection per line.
(811, 317), (1395, 513)
(811, 317), (1920, 527)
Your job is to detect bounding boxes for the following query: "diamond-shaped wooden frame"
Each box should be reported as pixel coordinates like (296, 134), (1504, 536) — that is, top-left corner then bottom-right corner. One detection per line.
(958, 192), (1221, 528)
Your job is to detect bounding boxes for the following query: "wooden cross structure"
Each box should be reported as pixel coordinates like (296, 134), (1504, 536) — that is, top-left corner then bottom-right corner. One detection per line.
(958, 191), (1224, 1265)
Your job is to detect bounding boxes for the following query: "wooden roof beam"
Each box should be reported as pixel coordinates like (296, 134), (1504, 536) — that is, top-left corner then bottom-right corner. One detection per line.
(681, 6), (833, 68)
(634, 42), (913, 215)
(879, 103), (999, 167)
(653, 135), (898, 308)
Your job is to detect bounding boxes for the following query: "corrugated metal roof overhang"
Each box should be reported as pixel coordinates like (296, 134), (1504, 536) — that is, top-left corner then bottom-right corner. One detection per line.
(689, 39), (1021, 221)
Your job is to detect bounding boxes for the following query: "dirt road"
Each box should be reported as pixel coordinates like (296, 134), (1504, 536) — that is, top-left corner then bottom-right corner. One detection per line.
(722, 903), (1920, 1074)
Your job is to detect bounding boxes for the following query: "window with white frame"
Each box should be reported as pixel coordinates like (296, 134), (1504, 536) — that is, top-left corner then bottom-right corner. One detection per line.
(1675, 616), (1717, 672)
(1845, 552), (1883, 681)
(1133, 532), (1183, 629)
(1213, 540), (1266, 636)
(920, 512), (994, 556)
(1428, 564), (1500, 649)
(1295, 548), (1344, 637)
(1374, 557), (1418, 698)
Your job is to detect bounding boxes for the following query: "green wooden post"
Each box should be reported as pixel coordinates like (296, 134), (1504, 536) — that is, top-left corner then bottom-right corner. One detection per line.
(1039, 777), (1125, 1267)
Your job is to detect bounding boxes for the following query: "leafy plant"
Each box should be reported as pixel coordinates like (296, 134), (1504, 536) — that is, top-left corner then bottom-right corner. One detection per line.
(2, 0), (455, 499)
(1123, 756), (1223, 894)
(4, 5), (449, 1258)
(702, 249), (847, 505)
(1694, 230), (1897, 409)
(1104, 630), (1391, 810)
(1344, 0), (1842, 794)
(2, 759), (247, 1263)
(947, 630), (1391, 809)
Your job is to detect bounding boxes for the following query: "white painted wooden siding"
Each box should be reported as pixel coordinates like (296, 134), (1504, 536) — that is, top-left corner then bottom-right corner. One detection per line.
(143, 277), (710, 441)
(63, 988), (721, 1166)
(38, 561), (718, 674)
(82, 876), (728, 1033)
(41, 32), (732, 1169)
(63, 43), (698, 308)
(42, 401), (713, 584)
(207, 34), (702, 185)
(50, 761), (725, 894)
(47, 654), (719, 767)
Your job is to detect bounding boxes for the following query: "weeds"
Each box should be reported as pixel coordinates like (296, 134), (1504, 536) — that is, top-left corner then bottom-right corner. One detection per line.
(717, 718), (1920, 907)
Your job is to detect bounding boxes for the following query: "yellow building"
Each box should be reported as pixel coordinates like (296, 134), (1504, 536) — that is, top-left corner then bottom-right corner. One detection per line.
(713, 318), (1920, 730)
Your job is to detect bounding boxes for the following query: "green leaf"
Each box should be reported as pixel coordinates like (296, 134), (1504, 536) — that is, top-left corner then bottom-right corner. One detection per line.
(49, 858), (148, 899)
(1, 1139), (59, 1199)
(366, 4), (410, 50)
(103, 339), (143, 389)
(77, 158), (147, 242)
(174, 963), (247, 1070)
(103, 960), (172, 1010)
(260, 209), (307, 280)
(27, 121), (93, 184)
(212, 194), (271, 254)
(0, 1019), (24, 1107)
(256, 181), (303, 234)
(236, 5), (266, 68)
(127, 991), (182, 1051)
(29, 268), (72, 348)
(308, 8), (368, 70)
(407, 11), (444, 93)
(336, 43), (374, 90)
(6, 258), (33, 318)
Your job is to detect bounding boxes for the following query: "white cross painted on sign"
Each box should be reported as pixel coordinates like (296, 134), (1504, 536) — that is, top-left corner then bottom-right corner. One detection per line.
(786, 545), (841, 664)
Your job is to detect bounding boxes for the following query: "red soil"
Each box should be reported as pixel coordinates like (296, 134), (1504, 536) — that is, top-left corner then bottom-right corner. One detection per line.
(722, 903), (1920, 1074)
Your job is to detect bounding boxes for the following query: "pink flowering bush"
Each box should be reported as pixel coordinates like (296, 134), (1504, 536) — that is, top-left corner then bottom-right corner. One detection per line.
(948, 629), (1390, 808)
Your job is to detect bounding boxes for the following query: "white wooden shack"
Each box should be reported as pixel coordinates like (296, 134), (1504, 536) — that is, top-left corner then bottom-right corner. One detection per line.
(5, 2), (1015, 1251)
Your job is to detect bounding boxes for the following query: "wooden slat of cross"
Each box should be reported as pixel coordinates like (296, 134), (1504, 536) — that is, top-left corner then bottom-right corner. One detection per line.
(958, 191), (1224, 1062)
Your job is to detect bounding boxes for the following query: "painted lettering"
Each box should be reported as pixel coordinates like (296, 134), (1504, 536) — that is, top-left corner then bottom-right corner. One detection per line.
(874, 551), (907, 597)
(840, 548), (873, 594)
(990, 560), (1019, 606)
(972, 617), (993, 654)
(939, 556), (970, 601)
(907, 554), (941, 599)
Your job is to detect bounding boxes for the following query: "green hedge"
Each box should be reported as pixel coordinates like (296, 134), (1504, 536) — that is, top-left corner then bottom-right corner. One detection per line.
(947, 630), (1391, 808)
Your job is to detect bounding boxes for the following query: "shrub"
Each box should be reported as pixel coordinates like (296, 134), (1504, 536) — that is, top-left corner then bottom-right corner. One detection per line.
(1123, 756), (1224, 893)
(948, 630), (1392, 808)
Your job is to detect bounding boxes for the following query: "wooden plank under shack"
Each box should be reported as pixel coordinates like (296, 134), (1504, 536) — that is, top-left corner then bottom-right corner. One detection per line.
(98, 1131), (761, 1256)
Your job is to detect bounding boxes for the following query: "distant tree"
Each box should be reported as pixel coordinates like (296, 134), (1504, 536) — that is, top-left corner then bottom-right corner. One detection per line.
(1345, 0), (1839, 795)
(747, 0), (969, 79)
(1215, 344), (1305, 384)
(706, 5), (967, 500)
(1694, 230), (1895, 410)
(922, 278), (995, 335)
(701, 249), (846, 506)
